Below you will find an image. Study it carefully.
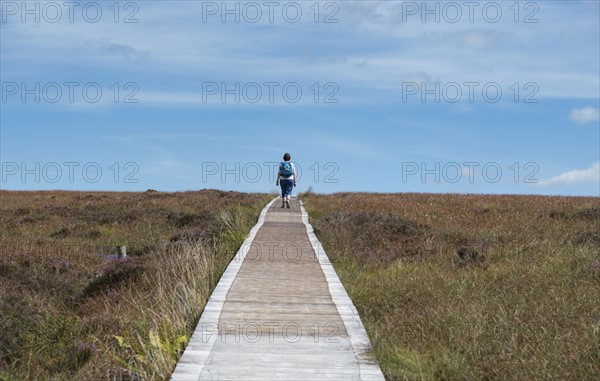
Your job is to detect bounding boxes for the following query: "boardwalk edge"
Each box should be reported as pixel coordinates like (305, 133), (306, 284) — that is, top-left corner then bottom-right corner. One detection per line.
(299, 200), (386, 381)
(170, 198), (278, 381)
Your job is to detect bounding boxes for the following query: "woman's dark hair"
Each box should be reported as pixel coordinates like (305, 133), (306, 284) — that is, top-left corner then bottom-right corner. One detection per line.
(283, 153), (291, 161)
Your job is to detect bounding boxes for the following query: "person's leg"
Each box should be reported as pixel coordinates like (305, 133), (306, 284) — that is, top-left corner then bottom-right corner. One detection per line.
(280, 181), (286, 207)
(284, 181), (292, 208)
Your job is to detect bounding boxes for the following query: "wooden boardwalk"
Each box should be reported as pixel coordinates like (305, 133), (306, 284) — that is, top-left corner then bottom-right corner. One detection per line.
(170, 197), (384, 381)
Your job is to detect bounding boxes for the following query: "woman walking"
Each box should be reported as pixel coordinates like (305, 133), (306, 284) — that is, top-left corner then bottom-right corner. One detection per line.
(276, 153), (296, 209)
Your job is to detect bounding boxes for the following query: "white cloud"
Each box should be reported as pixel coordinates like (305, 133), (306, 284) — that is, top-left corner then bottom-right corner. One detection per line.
(537, 162), (600, 186)
(462, 30), (497, 49)
(2, 1), (599, 101)
(570, 107), (600, 124)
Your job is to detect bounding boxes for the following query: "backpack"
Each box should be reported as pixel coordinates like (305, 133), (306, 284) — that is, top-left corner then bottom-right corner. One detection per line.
(279, 162), (293, 177)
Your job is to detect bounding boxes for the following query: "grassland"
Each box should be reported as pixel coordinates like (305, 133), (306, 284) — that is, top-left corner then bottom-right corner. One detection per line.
(302, 192), (600, 381)
(0, 190), (271, 380)
(2, 190), (599, 381)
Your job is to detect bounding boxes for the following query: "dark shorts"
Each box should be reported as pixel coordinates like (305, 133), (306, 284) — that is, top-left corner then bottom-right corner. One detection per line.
(280, 179), (293, 198)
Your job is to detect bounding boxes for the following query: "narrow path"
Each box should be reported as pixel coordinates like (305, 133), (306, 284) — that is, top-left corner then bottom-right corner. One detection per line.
(170, 197), (384, 381)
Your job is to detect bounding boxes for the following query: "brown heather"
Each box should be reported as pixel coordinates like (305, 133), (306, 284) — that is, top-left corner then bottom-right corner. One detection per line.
(2, 190), (599, 380)
(301, 192), (600, 381)
(0, 190), (272, 380)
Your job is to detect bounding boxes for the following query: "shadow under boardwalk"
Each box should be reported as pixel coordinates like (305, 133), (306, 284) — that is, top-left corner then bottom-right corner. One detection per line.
(170, 198), (384, 381)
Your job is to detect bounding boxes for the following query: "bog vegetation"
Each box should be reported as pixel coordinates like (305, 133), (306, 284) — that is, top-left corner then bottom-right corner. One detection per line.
(0, 190), (271, 380)
(2, 190), (599, 380)
(302, 192), (600, 381)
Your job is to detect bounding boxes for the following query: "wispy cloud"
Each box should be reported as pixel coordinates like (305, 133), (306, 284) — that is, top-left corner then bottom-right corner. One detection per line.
(537, 162), (600, 186)
(570, 107), (600, 124)
(101, 133), (231, 142)
(461, 30), (497, 50)
(3, 1), (598, 100)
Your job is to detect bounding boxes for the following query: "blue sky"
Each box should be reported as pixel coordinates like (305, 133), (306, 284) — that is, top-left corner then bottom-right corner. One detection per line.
(1, 0), (599, 195)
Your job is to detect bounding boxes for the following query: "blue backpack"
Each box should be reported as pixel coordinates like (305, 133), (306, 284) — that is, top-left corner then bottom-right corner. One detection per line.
(279, 162), (293, 177)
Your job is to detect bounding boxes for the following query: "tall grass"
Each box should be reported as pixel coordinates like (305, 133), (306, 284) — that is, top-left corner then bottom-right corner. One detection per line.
(0, 190), (270, 380)
(302, 192), (600, 381)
